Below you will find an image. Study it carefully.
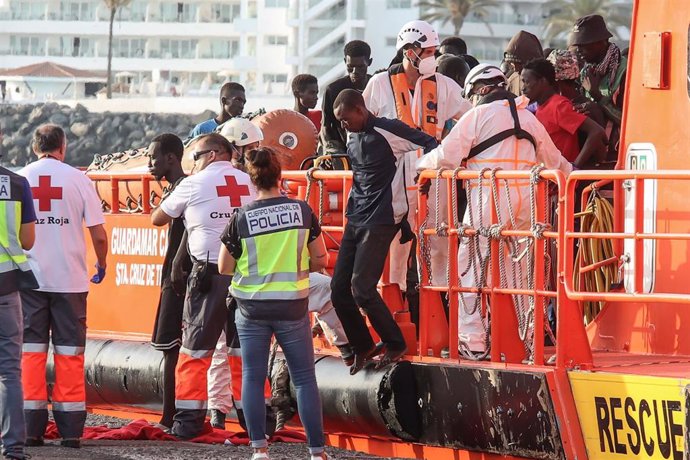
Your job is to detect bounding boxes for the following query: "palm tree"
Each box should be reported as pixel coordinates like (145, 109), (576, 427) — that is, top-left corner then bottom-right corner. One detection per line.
(542, 0), (633, 44)
(418, 0), (500, 36)
(104, 0), (132, 99)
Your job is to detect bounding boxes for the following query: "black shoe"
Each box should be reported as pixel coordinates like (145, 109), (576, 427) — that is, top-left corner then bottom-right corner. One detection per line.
(375, 346), (407, 370)
(209, 409), (226, 429)
(336, 344), (355, 366)
(24, 438), (43, 447)
(60, 439), (81, 449)
(349, 342), (385, 375)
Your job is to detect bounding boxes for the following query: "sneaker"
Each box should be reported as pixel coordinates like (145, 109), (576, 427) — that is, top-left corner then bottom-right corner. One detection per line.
(24, 438), (43, 447)
(336, 344), (354, 366)
(349, 342), (385, 375)
(251, 450), (270, 460)
(60, 439), (81, 449)
(210, 409), (226, 429)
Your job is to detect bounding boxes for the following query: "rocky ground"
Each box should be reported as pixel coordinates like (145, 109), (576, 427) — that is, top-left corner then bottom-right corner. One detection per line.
(24, 413), (406, 460)
(0, 103), (212, 168)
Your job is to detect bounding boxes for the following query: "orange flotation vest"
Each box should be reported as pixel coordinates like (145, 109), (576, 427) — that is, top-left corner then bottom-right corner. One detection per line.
(388, 63), (439, 138)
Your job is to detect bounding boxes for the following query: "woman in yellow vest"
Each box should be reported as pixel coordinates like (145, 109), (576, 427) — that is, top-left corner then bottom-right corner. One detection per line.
(218, 147), (328, 460)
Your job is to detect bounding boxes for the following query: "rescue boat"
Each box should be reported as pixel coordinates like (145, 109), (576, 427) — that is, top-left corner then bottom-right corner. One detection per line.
(69, 1), (690, 458)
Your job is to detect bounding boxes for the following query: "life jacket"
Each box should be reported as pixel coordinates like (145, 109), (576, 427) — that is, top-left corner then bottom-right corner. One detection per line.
(388, 63), (439, 138)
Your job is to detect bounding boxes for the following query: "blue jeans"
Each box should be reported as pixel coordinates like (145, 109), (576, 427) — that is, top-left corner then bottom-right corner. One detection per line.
(235, 310), (324, 455)
(0, 291), (26, 459)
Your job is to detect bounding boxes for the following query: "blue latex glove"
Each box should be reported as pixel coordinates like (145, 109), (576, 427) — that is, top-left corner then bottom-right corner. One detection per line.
(90, 263), (106, 284)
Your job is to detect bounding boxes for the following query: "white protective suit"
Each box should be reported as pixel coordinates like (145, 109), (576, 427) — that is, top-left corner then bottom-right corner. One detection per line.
(416, 95), (571, 352)
(363, 71), (471, 291)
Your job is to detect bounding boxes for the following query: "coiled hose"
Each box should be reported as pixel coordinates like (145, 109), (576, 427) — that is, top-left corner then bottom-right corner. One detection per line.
(573, 189), (618, 324)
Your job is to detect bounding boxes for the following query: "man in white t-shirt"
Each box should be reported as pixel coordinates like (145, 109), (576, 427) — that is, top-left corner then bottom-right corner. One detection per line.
(151, 133), (255, 439)
(19, 124), (108, 448)
(363, 20), (472, 323)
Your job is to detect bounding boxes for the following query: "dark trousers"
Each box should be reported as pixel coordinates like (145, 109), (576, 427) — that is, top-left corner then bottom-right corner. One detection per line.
(330, 223), (405, 354)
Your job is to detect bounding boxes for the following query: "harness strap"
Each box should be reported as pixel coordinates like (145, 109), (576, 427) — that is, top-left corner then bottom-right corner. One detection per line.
(468, 96), (537, 160)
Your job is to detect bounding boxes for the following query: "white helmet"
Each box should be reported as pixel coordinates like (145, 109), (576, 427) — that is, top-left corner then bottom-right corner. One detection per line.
(218, 117), (264, 146)
(463, 64), (507, 98)
(396, 20), (440, 50)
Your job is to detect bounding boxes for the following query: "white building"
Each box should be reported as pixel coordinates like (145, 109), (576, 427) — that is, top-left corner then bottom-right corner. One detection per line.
(0, 0), (627, 104)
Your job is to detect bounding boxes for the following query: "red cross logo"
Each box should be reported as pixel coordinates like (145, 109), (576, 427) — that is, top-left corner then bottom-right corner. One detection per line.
(31, 175), (63, 212)
(216, 175), (250, 207)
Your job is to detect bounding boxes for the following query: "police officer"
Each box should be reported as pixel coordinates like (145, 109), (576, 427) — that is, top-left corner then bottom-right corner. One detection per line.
(151, 132), (255, 439)
(0, 161), (37, 460)
(19, 125), (108, 448)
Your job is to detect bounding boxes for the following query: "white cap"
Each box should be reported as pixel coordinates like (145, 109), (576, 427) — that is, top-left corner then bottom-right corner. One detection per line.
(396, 20), (440, 50)
(218, 118), (264, 146)
(463, 64), (506, 97)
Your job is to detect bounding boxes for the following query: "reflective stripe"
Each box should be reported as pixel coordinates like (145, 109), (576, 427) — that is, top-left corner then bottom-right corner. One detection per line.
(52, 401), (86, 412)
(53, 345), (85, 356)
(0, 199), (32, 274)
(175, 399), (208, 410)
(296, 228), (307, 274)
(24, 400), (48, 410)
(232, 286), (309, 300)
(245, 237), (259, 275)
(228, 348), (242, 357)
(231, 270), (309, 286)
(22, 343), (49, 353)
(180, 347), (214, 359)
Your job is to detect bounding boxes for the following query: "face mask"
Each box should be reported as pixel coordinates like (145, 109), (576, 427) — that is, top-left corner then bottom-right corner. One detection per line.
(410, 50), (436, 76)
(418, 55), (437, 76)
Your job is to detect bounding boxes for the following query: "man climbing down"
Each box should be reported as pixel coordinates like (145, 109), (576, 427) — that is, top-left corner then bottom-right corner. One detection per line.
(331, 89), (437, 374)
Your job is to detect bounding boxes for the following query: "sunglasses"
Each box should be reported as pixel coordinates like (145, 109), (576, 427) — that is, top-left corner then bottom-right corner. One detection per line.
(192, 149), (217, 161)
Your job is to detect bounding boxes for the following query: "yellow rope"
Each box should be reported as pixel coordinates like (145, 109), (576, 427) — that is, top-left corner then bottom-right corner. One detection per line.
(573, 190), (618, 324)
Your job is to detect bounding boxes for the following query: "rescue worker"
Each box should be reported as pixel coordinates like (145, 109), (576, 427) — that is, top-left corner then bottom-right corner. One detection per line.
(204, 118), (267, 429)
(0, 161), (37, 460)
(321, 40), (373, 155)
(521, 58), (608, 168)
(503, 30), (544, 96)
(147, 133), (191, 429)
(291, 74), (322, 131)
(19, 124), (108, 448)
(219, 146), (328, 460)
(331, 89), (437, 374)
(416, 66), (571, 354)
(151, 133), (255, 439)
(568, 14), (627, 161)
(363, 19), (471, 319)
(188, 83), (247, 138)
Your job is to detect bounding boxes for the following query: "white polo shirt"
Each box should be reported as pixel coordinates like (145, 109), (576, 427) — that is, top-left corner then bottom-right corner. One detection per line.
(160, 161), (255, 264)
(19, 158), (105, 293)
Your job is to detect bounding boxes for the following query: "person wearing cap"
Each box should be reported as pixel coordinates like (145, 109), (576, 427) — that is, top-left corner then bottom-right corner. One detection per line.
(151, 133), (256, 439)
(417, 65), (571, 355)
(503, 30), (544, 96)
(521, 58), (607, 168)
(568, 14), (626, 161)
(147, 133), (192, 430)
(547, 49), (606, 127)
(363, 19), (471, 320)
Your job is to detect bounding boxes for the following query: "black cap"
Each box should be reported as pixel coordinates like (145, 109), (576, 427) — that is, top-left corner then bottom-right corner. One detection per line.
(568, 14), (613, 46)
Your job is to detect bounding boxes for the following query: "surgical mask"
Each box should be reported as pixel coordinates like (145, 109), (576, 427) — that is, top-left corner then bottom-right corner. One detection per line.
(411, 50), (436, 76)
(418, 56), (437, 76)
